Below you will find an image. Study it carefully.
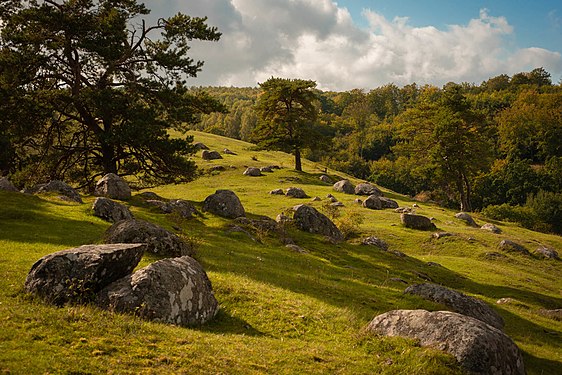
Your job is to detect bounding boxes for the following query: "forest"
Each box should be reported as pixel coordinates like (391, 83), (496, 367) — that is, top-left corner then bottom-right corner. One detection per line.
(190, 68), (562, 234)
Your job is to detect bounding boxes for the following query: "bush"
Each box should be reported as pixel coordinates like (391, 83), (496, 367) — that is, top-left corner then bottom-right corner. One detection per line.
(526, 190), (562, 234)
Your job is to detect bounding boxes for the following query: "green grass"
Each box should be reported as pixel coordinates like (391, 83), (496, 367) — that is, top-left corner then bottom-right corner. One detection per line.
(1, 131), (561, 374)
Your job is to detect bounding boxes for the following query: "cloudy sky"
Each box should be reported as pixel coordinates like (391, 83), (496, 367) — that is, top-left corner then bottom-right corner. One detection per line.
(147, 0), (562, 90)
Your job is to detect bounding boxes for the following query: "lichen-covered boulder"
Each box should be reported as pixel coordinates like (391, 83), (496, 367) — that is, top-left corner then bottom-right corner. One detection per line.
(405, 283), (504, 330)
(146, 199), (198, 219)
(201, 150), (222, 160)
(481, 223), (501, 234)
(401, 213), (436, 230)
(292, 204), (343, 241)
(455, 212), (478, 227)
(0, 177), (18, 192)
(243, 167), (262, 177)
(202, 189), (245, 219)
(355, 183), (383, 196)
(24, 244), (145, 305)
(333, 180), (355, 194)
(498, 240), (530, 256)
(36, 180), (83, 203)
(92, 197), (133, 223)
(97, 256), (218, 326)
(361, 236), (389, 250)
(94, 173), (131, 200)
(367, 310), (525, 375)
(285, 187), (308, 198)
(104, 219), (193, 257)
(362, 195), (383, 210)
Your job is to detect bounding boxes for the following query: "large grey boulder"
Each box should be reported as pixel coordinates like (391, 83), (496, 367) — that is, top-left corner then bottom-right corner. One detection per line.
(97, 256), (218, 326)
(355, 183), (383, 196)
(292, 204), (343, 241)
(401, 213), (436, 230)
(367, 310), (525, 375)
(92, 197), (133, 223)
(455, 212), (478, 227)
(202, 189), (245, 219)
(405, 283), (504, 330)
(243, 167), (262, 177)
(201, 150), (222, 160)
(362, 195), (382, 210)
(24, 243), (145, 305)
(285, 187), (308, 198)
(333, 180), (355, 194)
(498, 240), (530, 256)
(36, 180), (83, 203)
(95, 173), (131, 200)
(146, 199), (198, 219)
(104, 219), (194, 257)
(379, 197), (399, 209)
(0, 177), (18, 192)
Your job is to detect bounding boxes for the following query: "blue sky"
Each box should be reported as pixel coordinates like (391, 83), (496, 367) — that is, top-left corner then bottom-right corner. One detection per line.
(149, 0), (562, 90)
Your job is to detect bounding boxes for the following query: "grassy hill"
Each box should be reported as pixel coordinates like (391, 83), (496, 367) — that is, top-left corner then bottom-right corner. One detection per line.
(1, 131), (561, 374)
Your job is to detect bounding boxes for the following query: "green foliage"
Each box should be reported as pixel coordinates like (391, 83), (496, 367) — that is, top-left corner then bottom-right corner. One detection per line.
(526, 190), (562, 234)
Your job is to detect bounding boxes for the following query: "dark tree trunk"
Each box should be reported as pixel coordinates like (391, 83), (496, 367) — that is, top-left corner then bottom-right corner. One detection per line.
(456, 177), (469, 212)
(463, 173), (473, 212)
(294, 147), (302, 171)
(101, 142), (117, 174)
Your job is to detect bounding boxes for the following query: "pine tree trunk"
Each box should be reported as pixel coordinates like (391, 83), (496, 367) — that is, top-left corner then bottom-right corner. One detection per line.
(101, 142), (117, 175)
(295, 147), (302, 171)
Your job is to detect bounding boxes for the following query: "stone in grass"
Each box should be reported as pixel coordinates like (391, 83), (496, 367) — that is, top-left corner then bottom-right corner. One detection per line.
(92, 197), (133, 223)
(498, 240), (530, 256)
(405, 283), (504, 330)
(401, 214), (436, 231)
(354, 182), (383, 196)
(146, 199), (198, 219)
(36, 180), (83, 203)
(94, 173), (131, 201)
(243, 167), (262, 177)
(455, 212), (478, 227)
(319, 175), (333, 184)
(361, 236), (389, 250)
(0, 177), (18, 192)
(270, 188), (285, 195)
(104, 219), (194, 257)
(25, 243), (146, 305)
(260, 166), (274, 173)
(97, 256), (219, 326)
(333, 180), (355, 194)
(201, 150), (222, 160)
(534, 246), (559, 260)
(285, 187), (308, 198)
(202, 189), (245, 219)
(292, 204), (343, 242)
(367, 310), (525, 375)
(481, 223), (502, 234)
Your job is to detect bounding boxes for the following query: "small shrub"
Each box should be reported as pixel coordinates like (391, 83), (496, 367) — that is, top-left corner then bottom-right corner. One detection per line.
(321, 200), (340, 220)
(336, 211), (364, 239)
(526, 190), (562, 234)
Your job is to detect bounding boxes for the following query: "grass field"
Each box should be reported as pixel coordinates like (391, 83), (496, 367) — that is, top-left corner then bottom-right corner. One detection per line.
(1, 131), (561, 374)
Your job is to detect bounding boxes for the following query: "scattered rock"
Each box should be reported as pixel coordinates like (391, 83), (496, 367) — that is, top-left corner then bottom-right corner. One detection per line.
(137, 191), (165, 201)
(534, 246), (559, 260)
(331, 202), (344, 207)
(328, 195), (338, 203)
(367, 310), (525, 375)
(25, 244), (145, 305)
(311, 196), (322, 202)
(455, 212), (478, 227)
(260, 166), (273, 173)
(193, 142), (209, 150)
(431, 232), (454, 239)
(243, 167), (262, 177)
(405, 283), (504, 330)
(354, 198), (363, 205)
(496, 298), (518, 305)
(0, 177), (18, 192)
(537, 309), (562, 321)
(401, 214), (437, 231)
(269, 188), (285, 195)
(95, 173), (131, 201)
(223, 148), (236, 155)
(201, 150), (222, 160)
(104, 219), (194, 257)
(286, 244), (308, 254)
(361, 236), (389, 250)
(333, 180), (355, 194)
(395, 207), (413, 213)
(414, 271), (433, 281)
(498, 240), (530, 256)
(276, 213), (291, 223)
(319, 175), (333, 184)
(97, 256), (218, 326)
(202, 190), (245, 219)
(292, 204), (343, 241)
(92, 197), (133, 223)
(209, 165), (226, 172)
(36, 180), (83, 203)
(481, 223), (502, 234)
(362, 195), (382, 210)
(285, 187), (308, 198)
(412, 203), (420, 208)
(146, 199), (198, 219)
(355, 183), (383, 196)
(379, 197), (399, 209)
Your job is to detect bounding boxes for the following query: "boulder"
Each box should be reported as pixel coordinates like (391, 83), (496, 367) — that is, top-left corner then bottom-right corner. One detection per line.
(201, 150), (222, 160)
(209, 165), (226, 172)
(146, 199), (198, 219)
(401, 214), (437, 231)
(92, 197), (133, 223)
(481, 223), (502, 234)
(455, 212), (478, 227)
(25, 244), (145, 305)
(331, 202), (344, 207)
(202, 189), (245, 219)
(243, 167), (262, 177)
(260, 166), (273, 173)
(379, 197), (399, 209)
(534, 246), (559, 260)
(367, 310), (525, 375)
(355, 183), (383, 196)
(405, 283), (504, 330)
(104, 219), (194, 257)
(498, 240), (530, 256)
(223, 148), (236, 155)
(292, 204), (343, 241)
(286, 187), (308, 198)
(0, 177), (18, 192)
(94, 173), (131, 200)
(319, 175), (333, 184)
(137, 191), (165, 201)
(361, 236), (389, 250)
(362, 195), (382, 210)
(431, 232), (454, 239)
(193, 142), (209, 150)
(395, 207), (413, 213)
(36, 180), (83, 203)
(311, 196), (321, 202)
(269, 188), (285, 195)
(333, 180), (355, 194)
(97, 256), (218, 326)
(276, 213), (291, 223)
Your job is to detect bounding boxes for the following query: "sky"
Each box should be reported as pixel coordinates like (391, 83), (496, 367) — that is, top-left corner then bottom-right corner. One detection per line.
(146, 0), (562, 90)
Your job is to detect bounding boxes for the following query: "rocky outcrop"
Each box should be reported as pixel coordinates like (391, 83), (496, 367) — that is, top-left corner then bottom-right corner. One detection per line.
(367, 310), (525, 375)
(498, 240), (530, 256)
(481, 223), (502, 234)
(285, 187), (307, 198)
(355, 183), (383, 196)
(333, 180), (355, 194)
(243, 167), (262, 177)
(146, 199), (198, 219)
(292, 204), (343, 241)
(92, 197), (133, 223)
(104, 219), (193, 257)
(202, 190), (245, 219)
(405, 283), (504, 330)
(94, 173), (131, 201)
(24, 244), (145, 305)
(36, 180), (83, 203)
(401, 214), (436, 230)
(97, 256), (218, 326)
(201, 150), (222, 160)
(0, 177), (18, 192)
(455, 212), (478, 227)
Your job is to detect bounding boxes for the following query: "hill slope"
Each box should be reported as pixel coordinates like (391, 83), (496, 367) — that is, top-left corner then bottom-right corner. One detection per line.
(1, 131), (561, 374)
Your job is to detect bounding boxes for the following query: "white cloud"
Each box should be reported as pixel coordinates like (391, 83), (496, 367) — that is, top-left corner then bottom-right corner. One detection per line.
(147, 0), (562, 89)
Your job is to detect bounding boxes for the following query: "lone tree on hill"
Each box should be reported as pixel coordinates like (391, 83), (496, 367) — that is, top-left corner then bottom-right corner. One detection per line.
(0, 0), (224, 186)
(253, 77), (319, 171)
